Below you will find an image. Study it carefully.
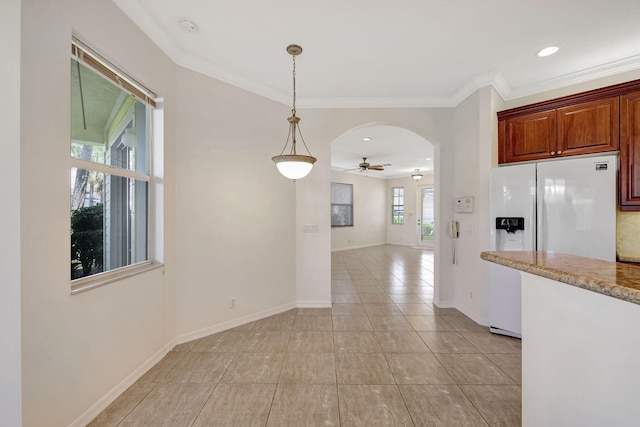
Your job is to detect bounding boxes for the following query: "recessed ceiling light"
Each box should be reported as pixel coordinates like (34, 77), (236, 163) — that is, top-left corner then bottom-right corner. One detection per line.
(179, 18), (198, 33)
(362, 137), (372, 141)
(425, 157), (432, 161)
(537, 46), (559, 57)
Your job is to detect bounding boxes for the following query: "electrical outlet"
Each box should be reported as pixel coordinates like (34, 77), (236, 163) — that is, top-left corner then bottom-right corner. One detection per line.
(229, 297), (236, 309)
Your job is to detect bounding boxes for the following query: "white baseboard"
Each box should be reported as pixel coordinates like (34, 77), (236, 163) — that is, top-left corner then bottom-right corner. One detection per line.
(455, 303), (489, 327)
(297, 300), (332, 308)
(433, 298), (456, 308)
(69, 339), (178, 427)
(174, 302), (297, 345)
(331, 242), (386, 252)
(71, 300), (324, 425)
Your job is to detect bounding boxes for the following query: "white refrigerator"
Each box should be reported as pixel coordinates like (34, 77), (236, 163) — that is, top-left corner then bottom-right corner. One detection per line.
(489, 154), (617, 338)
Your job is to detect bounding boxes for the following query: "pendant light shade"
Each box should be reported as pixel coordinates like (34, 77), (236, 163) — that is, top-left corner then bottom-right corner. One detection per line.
(411, 169), (423, 181)
(272, 44), (317, 181)
(274, 155), (316, 180)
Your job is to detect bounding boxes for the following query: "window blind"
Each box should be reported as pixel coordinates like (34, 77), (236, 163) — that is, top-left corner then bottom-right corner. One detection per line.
(71, 37), (156, 108)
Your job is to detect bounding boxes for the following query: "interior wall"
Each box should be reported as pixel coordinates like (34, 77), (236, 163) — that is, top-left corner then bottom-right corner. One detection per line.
(449, 87), (497, 325)
(296, 134), (332, 305)
(451, 91), (482, 321)
(434, 135), (456, 307)
(0, 0), (22, 425)
(20, 1), (177, 426)
(386, 175), (435, 247)
(330, 170), (387, 251)
(173, 67), (298, 335)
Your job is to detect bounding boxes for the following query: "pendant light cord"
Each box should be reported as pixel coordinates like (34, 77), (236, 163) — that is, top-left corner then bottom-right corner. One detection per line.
(291, 53), (297, 116)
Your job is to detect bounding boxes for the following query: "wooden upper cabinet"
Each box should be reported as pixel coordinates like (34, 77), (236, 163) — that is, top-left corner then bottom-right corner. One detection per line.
(557, 96), (619, 156)
(499, 110), (556, 163)
(620, 91), (640, 210)
(495, 80), (640, 165)
(499, 96), (620, 164)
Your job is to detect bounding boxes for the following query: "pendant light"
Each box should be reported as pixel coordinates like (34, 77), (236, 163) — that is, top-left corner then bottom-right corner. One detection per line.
(411, 169), (423, 181)
(272, 44), (317, 180)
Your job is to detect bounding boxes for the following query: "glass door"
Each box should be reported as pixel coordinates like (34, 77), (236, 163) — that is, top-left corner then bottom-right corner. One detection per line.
(418, 186), (435, 248)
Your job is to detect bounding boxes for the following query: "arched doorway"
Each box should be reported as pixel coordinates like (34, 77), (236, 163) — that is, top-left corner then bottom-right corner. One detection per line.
(330, 125), (435, 252)
(328, 124), (438, 305)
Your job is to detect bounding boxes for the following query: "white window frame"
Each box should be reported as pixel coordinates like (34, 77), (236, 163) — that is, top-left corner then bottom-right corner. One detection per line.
(70, 37), (161, 294)
(392, 187), (404, 224)
(331, 182), (354, 227)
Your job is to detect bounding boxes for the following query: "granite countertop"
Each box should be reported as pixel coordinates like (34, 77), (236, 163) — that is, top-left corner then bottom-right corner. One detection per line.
(480, 251), (640, 306)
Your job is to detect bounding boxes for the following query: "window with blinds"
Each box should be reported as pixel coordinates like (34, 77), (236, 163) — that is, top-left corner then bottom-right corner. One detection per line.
(331, 182), (354, 227)
(70, 37), (157, 292)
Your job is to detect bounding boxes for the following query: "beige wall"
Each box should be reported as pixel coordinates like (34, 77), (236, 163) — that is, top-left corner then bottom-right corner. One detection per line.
(0, 0), (22, 425)
(20, 1), (178, 425)
(173, 67), (299, 335)
(330, 170), (387, 251)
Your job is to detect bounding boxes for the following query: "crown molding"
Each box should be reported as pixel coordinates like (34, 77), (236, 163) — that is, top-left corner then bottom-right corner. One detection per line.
(113, 1), (640, 109)
(504, 54), (640, 101)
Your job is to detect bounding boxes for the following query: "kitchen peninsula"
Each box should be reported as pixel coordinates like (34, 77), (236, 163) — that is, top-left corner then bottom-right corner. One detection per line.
(481, 251), (640, 426)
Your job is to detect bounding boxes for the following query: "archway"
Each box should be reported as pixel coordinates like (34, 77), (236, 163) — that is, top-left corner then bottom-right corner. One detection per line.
(329, 124), (439, 303)
(330, 124), (435, 251)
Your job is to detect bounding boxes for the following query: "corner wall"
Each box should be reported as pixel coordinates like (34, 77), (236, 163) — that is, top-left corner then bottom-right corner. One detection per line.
(330, 170), (387, 251)
(0, 0), (22, 425)
(449, 87), (500, 325)
(20, 2), (177, 425)
(173, 67), (299, 334)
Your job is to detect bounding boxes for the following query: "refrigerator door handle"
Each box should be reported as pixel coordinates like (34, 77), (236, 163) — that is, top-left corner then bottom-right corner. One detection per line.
(532, 194), (536, 250)
(538, 191), (545, 251)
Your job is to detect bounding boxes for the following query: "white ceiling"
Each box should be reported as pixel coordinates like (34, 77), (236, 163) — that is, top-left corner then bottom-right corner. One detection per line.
(330, 125), (433, 179)
(113, 0), (640, 178)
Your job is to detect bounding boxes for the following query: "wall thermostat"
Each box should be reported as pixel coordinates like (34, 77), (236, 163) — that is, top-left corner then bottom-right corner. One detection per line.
(455, 196), (474, 213)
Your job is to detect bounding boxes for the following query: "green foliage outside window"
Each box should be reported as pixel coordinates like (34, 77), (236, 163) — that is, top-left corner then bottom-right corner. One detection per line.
(71, 204), (104, 279)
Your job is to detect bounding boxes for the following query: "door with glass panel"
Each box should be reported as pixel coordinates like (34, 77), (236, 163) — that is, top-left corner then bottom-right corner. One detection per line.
(418, 186), (435, 248)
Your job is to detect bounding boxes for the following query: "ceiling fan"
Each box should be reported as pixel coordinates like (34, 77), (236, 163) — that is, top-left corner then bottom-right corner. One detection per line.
(345, 157), (391, 172)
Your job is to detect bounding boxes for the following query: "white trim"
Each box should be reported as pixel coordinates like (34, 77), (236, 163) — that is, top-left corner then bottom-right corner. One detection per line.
(69, 338), (177, 427)
(296, 300), (332, 308)
(71, 262), (163, 294)
(331, 242), (387, 252)
(69, 302), (303, 426)
(173, 302), (298, 345)
(432, 299), (456, 309)
(505, 54), (640, 101)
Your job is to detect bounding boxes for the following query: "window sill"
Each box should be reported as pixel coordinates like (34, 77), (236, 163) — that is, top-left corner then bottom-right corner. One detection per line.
(71, 262), (164, 295)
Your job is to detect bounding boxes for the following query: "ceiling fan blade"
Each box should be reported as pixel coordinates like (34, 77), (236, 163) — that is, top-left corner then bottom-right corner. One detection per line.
(368, 166), (385, 171)
(343, 167), (361, 171)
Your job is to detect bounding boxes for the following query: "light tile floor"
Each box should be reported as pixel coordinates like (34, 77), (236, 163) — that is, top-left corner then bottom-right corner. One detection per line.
(90, 245), (521, 426)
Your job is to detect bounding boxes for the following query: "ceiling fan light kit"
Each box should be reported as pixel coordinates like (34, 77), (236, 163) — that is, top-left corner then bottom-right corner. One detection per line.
(272, 44), (317, 181)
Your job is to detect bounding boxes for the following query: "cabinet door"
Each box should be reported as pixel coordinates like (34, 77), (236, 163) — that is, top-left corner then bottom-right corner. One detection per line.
(620, 91), (640, 210)
(557, 97), (619, 156)
(500, 110), (556, 164)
